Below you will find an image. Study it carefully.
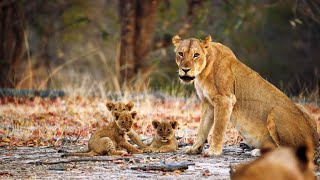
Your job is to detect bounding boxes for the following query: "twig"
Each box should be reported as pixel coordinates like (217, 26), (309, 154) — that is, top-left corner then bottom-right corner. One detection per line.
(28, 156), (141, 165)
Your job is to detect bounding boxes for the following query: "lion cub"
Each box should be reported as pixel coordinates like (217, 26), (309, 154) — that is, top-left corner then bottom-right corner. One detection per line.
(63, 111), (142, 156)
(143, 120), (179, 153)
(106, 101), (134, 112)
(106, 101), (147, 149)
(231, 139), (316, 180)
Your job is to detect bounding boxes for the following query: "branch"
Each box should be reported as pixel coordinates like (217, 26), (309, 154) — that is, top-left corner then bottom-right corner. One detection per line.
(28, 156), (141, 165)
(131, 162), (195, 172)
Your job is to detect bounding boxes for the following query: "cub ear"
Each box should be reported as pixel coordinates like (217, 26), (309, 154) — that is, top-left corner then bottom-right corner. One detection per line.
(130, 111), (137, 119)
(112, 111), (121, 120)
(260, 141), (277, 155)
(172, 35), (181, 47)
(201, 35), (212, 49)
(152, 120), (160, 129)
(106, 101), (115, 111)
(295, 138), (314, 171)
(170, 121), (179, 129)
(126, 101), (134, 111)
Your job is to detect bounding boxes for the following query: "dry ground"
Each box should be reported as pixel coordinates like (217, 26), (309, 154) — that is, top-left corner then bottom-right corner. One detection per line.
(0, 94), (319, 179)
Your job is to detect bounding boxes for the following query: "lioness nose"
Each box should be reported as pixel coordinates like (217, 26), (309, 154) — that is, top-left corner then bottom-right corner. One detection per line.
(182, 68), (190, 73)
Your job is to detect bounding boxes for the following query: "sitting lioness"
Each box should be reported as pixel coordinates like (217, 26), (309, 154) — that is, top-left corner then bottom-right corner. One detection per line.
(172, 35), (318, 156)
(231, 139), (316, 180)
(143, 120), (178, 153)
(63, 111), (142, 156)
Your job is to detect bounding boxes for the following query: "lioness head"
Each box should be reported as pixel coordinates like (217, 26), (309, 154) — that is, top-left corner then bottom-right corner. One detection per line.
(112, 111), (137, 133)
(152, 120), (178, 142)
(106, 101), (134, 112)
(172, 35), (212, 84)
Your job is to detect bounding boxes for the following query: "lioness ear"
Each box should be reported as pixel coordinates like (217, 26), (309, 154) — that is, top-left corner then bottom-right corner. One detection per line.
(130, 111), (137, 119)
(260, 141), (276, 155)
(170, 121), (179, 129)
(106, 101), (115, 111)
(152, 120), (160, 129)
(172, 35), (181, 47)
(201, 35), (212, 49)
(126, 101), (134, 111)
(112, 111), (120, 120)
(295, 138), (314, 171)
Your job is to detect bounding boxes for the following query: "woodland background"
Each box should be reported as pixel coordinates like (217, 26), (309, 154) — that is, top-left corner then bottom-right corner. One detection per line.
(0, 0), (319, 98)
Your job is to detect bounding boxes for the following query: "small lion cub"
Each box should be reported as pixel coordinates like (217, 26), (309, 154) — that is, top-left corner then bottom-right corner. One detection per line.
(231, 139), (316, 180)
(144, 120), (179, 153)
(63, 111), (142, 157)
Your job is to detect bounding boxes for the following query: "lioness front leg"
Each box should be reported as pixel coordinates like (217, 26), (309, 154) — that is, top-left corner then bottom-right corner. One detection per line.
(204, 95), (235, 156)
(185, 101), (214, 154)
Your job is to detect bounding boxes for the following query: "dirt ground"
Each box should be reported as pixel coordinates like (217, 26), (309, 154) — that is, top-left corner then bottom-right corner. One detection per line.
(0, 144), (319, 179)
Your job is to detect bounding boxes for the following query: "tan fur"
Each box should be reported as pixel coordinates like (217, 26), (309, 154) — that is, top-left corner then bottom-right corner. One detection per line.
(172, 35), (319, 156)
(143, 120), (178, 153)
(106, 101), (147, 149)
(231, 139), (316, 180)
(63, 111), (142, 157)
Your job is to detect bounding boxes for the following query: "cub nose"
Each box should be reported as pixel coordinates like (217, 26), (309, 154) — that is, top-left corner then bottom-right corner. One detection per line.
(182, 68), (191, 73)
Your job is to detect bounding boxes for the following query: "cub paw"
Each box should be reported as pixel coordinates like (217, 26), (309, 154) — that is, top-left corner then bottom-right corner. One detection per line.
(184, 146), (202, 155)
(132, 149), (143, 154)
(143, 148), (153, 153)
(204, 148), (222, 157)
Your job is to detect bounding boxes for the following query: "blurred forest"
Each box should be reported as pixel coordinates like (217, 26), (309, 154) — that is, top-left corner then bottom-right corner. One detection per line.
(0, 0), (319, 97)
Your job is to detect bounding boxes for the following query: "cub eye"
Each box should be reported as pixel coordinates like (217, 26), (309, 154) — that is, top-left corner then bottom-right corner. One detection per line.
(114, 108), (118, 111)
(193, 53), (200, 58)
(178, 52), (183, 57)
(159, 129), (163, 132)
(122, 121), (124, 124)
(123, 108), (126, 110)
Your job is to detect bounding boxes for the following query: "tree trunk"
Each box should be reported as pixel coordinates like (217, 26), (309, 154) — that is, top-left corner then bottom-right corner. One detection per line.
(0, 1), (25, 88)
(118, 0), (159, 86)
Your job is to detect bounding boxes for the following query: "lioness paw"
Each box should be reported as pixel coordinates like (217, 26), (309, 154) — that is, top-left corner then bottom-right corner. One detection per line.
(204, 148), (222, 157)
(184, 146), (202, 155)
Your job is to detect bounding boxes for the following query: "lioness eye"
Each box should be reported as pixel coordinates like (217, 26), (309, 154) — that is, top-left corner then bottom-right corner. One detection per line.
(123, 108), (126, 110)
(178, 52), (183, 57)
(159, 129), (163, 132)
(193, 53), (200, 58)
(122, 121), (124, 124)
(115, 108), (118, 110)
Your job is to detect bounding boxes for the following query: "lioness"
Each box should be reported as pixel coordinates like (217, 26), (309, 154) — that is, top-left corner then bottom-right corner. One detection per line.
(63, 111), (142, 156)
(106, 101), (147, 149)
(231, 139), (316, 180)
(143, 120), (179, 153)
(172, 35), (318, 156)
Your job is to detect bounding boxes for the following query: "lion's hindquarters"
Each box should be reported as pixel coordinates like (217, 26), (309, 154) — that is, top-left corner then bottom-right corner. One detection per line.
(266, 106), (317, 147)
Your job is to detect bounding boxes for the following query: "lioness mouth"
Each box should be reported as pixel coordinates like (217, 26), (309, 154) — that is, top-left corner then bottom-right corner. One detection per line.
(179, 75), (195, 82)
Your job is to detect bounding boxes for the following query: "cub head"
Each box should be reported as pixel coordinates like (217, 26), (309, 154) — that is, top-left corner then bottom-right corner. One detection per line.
(152, 120), (178, 142)
(112, 111), (137, 133)
(172, 35), (212, 84)
(106, 101), (134, 112)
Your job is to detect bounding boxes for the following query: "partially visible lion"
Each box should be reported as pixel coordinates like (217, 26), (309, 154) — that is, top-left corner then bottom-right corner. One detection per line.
(106, 101), (134, 112)
(231, 139), (316, 180)
(172, 35), (318, 156)
(143, 120), (178, 153)
(63, 111), (142, 157)
(106, 101), (147, 149)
